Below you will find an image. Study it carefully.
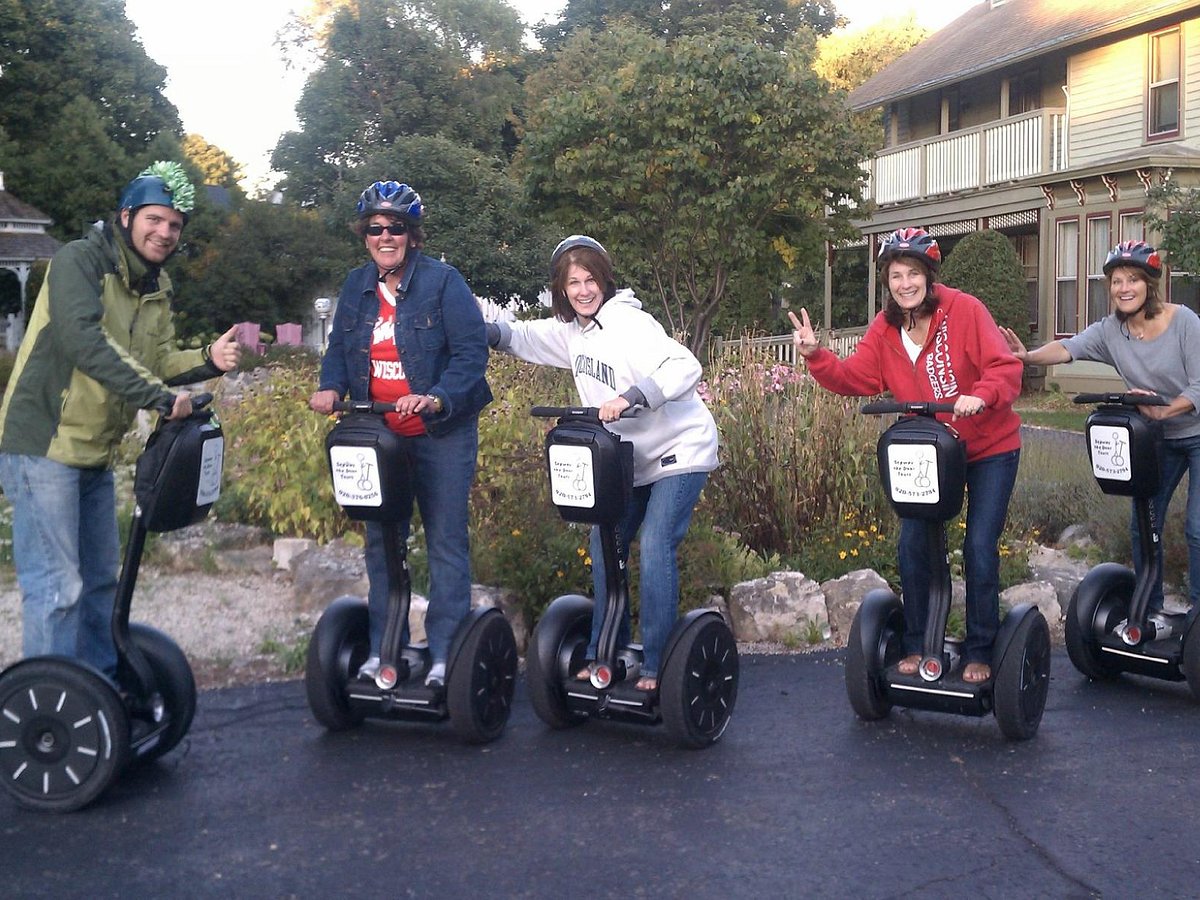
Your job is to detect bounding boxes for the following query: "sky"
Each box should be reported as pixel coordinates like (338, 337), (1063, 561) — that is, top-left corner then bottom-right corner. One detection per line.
(123, 0), (983, 191)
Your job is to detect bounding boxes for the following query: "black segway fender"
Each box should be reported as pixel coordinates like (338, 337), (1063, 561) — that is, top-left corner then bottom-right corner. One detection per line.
(856, 588), (903, 676)
(1181, 615), (1200, 703)
(658, 608), (725, 674)
(991, 602), (1044, 671)
(305, 594), (369, 731)
(529, 594), (593, 676)
(1069, 563), (1134, 639)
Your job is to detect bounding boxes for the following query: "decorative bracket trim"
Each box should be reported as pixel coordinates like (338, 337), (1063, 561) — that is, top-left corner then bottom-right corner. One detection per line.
(1069, 179), (1087, 206)
(1100, 174), (1118, 202)
(1040, 184), (1055, 209)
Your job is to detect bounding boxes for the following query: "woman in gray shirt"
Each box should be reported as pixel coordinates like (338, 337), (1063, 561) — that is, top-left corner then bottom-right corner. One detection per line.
(1004, 240), (1200, 624)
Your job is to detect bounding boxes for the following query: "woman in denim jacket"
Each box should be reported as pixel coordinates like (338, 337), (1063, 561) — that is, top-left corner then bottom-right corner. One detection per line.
(309, 180), (492, 687)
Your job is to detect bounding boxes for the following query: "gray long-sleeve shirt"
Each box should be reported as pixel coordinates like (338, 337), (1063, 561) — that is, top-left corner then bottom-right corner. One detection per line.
(1061, 304), (1200, 440)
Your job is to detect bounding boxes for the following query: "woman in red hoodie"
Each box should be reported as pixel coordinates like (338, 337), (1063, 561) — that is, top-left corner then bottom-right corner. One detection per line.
(789, 227), (1023, 683)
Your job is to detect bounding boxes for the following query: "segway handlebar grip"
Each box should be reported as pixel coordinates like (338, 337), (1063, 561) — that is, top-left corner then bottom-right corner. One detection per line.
(1072, 391), (1168, 407)
(860, 399), (957, 417)
(332, 399), (396, 415)
(530, 405), (639, 421)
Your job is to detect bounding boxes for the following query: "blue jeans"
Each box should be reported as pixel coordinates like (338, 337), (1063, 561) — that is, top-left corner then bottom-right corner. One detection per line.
(587, 471), (708, 679)
(1132, 432), (1200, 615)
(0, 453), (120, 675)
(899, 449), (1019, 665)
(363, 420), (478, 663)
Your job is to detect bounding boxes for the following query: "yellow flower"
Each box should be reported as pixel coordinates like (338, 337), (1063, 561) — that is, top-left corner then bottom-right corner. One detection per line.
(556, 570), (564, 578)
(511, 528), (522, 537)
(839, 550), (848, 560)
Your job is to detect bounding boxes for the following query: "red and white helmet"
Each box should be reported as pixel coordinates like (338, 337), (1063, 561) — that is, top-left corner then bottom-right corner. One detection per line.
(878, 227), (942, 272)
(1103, 240), (1162, 278)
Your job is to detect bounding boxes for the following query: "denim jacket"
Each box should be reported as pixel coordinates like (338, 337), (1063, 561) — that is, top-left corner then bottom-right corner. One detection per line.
(318, 250), (492, 436)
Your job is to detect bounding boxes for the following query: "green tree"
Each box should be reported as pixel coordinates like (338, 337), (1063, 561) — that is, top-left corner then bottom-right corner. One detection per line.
(814, 14), (928, 94)
(339, 135), (553, 306)
(173, 200), (356, 339)
(535, 0), (842, 52)
(1144, 179), (1200, 280)
(518, 19), (869, 354)
(12, 96), (131, 239)
(272, 0), (526, 205)
(938, 230), (1028, 335)
(183, 134), (246, 191)
(0, 0), (180, 152)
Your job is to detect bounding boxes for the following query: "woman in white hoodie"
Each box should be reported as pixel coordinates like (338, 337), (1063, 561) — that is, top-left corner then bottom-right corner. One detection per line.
(489, 235), (718, 691)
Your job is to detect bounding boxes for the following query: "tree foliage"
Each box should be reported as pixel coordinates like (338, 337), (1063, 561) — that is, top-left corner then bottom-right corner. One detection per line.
(0, 0), (183, 237)
(938, 230), (1028, 335)
(518, 19), (869, 353)
(813, 13), (928, 93)
(172, 201), (357, 340)
(535, 0), (842, 52)
(183, 134), (245, 191)
(272, 0), (527, 205)
(1144, 179), (1200, 280)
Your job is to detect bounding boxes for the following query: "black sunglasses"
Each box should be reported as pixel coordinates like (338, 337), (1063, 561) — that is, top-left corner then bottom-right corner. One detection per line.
(366, 222), (408, 236)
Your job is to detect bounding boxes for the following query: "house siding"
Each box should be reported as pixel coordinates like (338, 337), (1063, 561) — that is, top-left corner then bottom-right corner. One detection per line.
(1187, 20), (1200, 135)
(1068, 37), (1147, 166)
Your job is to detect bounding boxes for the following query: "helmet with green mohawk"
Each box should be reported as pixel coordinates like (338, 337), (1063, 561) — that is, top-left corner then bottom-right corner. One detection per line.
(119, 161), (196, 222)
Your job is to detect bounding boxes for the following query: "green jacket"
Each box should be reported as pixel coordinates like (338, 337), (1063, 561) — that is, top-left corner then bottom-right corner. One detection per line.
(0, 224), (219, 469)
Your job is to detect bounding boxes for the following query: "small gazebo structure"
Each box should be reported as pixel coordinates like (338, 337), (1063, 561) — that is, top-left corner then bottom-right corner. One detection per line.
(0, 172), (61, 338)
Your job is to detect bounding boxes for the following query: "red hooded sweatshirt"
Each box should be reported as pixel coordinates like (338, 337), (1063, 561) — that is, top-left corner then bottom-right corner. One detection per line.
(804, 286), (1022, 462)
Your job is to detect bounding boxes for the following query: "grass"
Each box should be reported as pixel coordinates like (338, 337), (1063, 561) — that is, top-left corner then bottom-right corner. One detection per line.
(1015, 387), (1089, 432)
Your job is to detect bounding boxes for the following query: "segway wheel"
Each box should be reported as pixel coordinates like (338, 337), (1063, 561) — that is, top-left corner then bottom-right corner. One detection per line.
(660, 615), (739, 749)
(1064, 565), (1130, 680)
(526, 595), (593, 729)
(305, 596), (370, 731)
(1182, 618), (1200, 703)
(127, 624), (197, 763)
(844, 603), (898, 721)
(0, 659), (130, 812)
(447, 611), (518, 744)
(993, 612), (1051, 741)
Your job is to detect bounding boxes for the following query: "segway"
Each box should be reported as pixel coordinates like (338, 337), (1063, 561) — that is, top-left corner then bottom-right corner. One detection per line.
(0, 394), (223, 811)
(304, 401), (517, 743)
(524, 406), (738, 749)
(844, 400), (1051, 740)
(1064, 392), (1200, 698)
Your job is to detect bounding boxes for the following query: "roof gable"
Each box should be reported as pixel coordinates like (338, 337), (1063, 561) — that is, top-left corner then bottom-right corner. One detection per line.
(847, 0), (1200, 111)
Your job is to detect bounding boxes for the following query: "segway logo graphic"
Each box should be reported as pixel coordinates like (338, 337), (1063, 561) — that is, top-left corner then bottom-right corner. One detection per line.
(886, 443), (940, 504)
(1088, 424), (1133, 482)
(548, 444), (596, 508)
(329, 446), (384, 507)
(196, 437), (224, 506)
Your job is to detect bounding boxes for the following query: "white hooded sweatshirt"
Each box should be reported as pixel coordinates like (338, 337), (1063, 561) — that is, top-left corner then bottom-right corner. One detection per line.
(495, 289), (718, 486)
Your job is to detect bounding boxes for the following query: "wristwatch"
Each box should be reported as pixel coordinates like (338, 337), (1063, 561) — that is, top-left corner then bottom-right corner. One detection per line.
(426, 394), (443, 413)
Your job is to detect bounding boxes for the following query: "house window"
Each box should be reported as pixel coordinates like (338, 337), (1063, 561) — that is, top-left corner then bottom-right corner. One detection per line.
(1086, 216), (1112, 325)
(1008, 233), (1039, 331)
(941, 87), (961, 133)
(1055, 219), (1079, 335)
(1119, 211), (1144, 243)
(1008, 71), (1042, 115)
(1149, 28), (1181, 138)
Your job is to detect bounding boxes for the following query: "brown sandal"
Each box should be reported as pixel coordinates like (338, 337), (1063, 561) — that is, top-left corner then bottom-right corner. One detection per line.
(897, 654), (920, 675)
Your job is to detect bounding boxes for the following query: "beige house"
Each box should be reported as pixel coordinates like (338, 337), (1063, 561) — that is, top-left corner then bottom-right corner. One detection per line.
(839, 0), (1200, 391)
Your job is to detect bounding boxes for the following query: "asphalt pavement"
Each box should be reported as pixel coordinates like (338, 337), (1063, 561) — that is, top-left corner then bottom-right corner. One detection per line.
(2, 649), (1198, 899)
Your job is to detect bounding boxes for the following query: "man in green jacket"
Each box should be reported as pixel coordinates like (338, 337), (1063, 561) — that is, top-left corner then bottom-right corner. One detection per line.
(0, 161), (241, 675)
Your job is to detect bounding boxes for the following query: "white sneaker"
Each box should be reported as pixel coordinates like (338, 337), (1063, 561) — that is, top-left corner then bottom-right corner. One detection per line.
(425, 661), (446, 687)
(357, 655), (380, 680)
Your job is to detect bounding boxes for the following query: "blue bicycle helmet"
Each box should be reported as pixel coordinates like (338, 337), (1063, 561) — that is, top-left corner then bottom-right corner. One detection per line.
(356, 181), (423, 220)
(118, 161), (196, 221)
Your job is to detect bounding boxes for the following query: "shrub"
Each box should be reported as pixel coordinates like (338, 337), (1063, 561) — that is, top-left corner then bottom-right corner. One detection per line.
(939, 229), (1029, 335)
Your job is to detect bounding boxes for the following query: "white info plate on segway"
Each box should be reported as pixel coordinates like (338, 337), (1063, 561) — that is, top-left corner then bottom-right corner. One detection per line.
(329, 445), (384, 507)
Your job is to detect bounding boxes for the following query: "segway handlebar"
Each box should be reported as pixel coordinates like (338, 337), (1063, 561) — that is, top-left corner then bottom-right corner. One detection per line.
(332, 399), (397, 415)
(1072, 391), (1168, 407)
(860, 399), (958, 417)
(531, 405), (640, 421)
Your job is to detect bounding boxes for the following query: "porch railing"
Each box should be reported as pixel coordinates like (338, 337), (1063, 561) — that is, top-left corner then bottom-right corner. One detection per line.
(710, 326), (867, 367)
(863, 107), (1068, 206)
